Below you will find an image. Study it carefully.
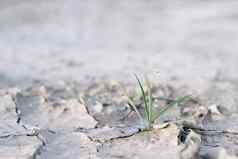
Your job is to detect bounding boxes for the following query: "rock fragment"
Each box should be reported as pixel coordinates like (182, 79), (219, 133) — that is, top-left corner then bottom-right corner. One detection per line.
(47, 99), (97, 130)
(15, 91), (97, 130)
(97, 124), (180, 159)
(0, 94), (18, 124)
(179, 129), (201, 159)
(38, 131), (98, 159)
(0, 135), (43, 159)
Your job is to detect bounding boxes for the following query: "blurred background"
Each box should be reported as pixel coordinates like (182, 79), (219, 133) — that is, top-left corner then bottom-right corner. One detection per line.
(0, 0), (238, 89)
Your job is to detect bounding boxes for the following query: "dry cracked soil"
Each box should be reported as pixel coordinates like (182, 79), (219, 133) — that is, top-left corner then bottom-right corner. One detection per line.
(1, 0), (238, 159)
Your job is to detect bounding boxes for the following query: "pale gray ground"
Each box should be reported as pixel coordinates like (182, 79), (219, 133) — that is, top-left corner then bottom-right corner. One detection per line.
(1, 0), (238, 87)
(1, 0), (238, 159)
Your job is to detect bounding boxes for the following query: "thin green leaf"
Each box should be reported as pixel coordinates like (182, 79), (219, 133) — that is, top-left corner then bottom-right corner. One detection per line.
(127, 97), (144, 124)
(145, 75), (153, 122)
(118, 82), (144, 123)
(151, 96), (190, 122)
(135, 74), (150, 122)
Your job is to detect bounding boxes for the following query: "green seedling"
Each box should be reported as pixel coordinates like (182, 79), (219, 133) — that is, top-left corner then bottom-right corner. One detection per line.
(133, 74), (189, 130)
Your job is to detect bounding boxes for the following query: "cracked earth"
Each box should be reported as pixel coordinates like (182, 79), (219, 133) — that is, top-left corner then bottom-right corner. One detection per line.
(1, 0), (238, 159)
(1, 81), (238, 159)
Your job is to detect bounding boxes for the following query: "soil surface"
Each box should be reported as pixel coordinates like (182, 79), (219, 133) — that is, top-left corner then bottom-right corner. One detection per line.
(1, 0), (238, 159)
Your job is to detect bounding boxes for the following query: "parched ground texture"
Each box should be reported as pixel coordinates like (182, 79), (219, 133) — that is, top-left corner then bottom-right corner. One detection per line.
(1, 0), (238, 159)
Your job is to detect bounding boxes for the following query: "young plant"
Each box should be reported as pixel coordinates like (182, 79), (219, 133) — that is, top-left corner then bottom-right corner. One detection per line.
(133, 75), (189, 130)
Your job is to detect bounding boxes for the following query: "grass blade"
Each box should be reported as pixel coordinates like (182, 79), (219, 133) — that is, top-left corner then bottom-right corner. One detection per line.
(151, 96), (190, 122)
(145, 75), (152, 122)
(118, 82), (144, 124)
(127, 97), (144, 124)
(135, 74), (150, 122)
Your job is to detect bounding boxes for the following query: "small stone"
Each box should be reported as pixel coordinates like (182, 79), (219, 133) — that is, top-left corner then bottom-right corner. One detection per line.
(94, 101), (103, 113)
(153, 123), (170, 129)
(208, 104), (223, 115)
(30, 86), (48, 98)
